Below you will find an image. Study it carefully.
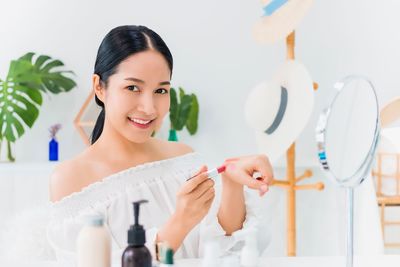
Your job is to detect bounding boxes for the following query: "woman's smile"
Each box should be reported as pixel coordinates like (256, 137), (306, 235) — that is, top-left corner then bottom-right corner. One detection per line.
(127, 116), (155, 129)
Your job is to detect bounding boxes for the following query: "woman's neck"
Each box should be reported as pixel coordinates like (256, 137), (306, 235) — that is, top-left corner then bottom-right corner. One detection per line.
(91, 121), (154, 163)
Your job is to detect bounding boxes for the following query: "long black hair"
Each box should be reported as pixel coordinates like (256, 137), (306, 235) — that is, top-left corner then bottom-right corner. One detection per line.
(90, 25), (173, 144)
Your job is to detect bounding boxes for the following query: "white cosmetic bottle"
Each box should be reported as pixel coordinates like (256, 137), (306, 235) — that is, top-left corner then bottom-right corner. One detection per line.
(77, 214), (111, 267)
(202, 241), (220, 267)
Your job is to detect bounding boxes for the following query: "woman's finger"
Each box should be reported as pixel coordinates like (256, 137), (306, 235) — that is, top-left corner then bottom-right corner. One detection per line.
(224, 157), (240, 163)
(250, 155), (274, 184)
(192, 179), (215, 199)
(181, 166), (209, 193)
(198, 186), (215, 203)
(247, 175), (268, 190)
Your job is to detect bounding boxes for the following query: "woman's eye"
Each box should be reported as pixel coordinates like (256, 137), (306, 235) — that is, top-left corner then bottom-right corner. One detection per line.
(155, 88), (168, 94)
(127, 85), (139, 92)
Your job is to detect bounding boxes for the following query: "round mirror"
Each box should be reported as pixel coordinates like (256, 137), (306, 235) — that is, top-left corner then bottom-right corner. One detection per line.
(316, 76), (380, 188)
(315, 75), (380, 267)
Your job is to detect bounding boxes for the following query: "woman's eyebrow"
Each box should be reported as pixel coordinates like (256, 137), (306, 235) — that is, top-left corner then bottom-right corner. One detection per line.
(125, 77), (170, 86)
(125, 77), (145, 83)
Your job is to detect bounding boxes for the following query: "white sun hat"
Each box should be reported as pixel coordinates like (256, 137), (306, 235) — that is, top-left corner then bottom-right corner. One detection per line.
(253, 0), (314, 44)
(244, 60), (314, 163)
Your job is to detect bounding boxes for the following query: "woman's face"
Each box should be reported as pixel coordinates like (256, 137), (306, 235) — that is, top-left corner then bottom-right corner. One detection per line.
(97, 50), (171, 143)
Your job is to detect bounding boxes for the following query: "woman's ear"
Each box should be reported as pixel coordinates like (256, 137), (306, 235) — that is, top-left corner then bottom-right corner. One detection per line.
(93, 74), (105, 102)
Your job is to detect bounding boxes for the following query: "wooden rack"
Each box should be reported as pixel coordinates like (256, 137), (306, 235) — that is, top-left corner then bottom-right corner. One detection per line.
(271, 31), (324, 256)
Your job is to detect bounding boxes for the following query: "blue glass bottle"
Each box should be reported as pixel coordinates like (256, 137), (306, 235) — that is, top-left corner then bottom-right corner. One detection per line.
(49, 138), (58, 161)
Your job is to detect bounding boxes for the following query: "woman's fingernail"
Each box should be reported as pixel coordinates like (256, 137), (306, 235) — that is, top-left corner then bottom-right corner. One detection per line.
(260, 185), (269, 193)
(227, 163), (236, 171)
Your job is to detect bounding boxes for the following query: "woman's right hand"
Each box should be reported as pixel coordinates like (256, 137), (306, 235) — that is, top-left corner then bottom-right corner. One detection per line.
(174, 165), (215, 230)
(156, 166), (215, 252)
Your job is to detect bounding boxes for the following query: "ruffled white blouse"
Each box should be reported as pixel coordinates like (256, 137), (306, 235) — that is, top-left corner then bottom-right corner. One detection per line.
(3, 152), (269, 265)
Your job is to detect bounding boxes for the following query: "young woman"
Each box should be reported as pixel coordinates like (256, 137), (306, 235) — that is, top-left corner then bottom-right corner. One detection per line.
(48, 25), (273, 262)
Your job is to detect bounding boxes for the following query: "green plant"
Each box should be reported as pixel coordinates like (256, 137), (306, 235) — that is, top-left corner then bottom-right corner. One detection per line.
(0, 52), (76, 161)
(168, 87), (199, 141)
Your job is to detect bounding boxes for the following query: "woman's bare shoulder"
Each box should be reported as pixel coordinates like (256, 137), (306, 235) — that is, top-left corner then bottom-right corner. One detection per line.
(49, 152), (92, 202)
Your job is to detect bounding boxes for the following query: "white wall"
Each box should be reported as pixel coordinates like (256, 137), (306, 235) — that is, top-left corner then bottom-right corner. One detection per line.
(1, 0), (399, 166)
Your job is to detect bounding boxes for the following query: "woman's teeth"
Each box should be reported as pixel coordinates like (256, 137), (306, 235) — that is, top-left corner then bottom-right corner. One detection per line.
(129, 117), (152, 125)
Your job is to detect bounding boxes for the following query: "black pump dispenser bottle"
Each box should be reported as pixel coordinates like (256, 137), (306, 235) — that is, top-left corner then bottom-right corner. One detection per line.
(122, 200), (152, 267)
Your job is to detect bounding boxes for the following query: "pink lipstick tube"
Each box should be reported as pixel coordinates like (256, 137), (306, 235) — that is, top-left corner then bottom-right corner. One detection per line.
(187, 165), (226, 181)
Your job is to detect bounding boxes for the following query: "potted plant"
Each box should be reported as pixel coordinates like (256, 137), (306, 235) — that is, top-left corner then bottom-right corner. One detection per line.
(0, 52), (76, 162)
(168, 87), (199, 141)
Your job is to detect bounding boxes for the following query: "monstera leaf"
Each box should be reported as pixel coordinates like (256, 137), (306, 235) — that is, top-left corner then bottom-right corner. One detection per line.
(169, 87), (199, 139)
(19, 52), (76, 94)
(0, 52), (76, 161)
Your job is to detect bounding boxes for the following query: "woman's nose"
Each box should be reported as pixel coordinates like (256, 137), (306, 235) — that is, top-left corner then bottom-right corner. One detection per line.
(137, 94), (156, 115)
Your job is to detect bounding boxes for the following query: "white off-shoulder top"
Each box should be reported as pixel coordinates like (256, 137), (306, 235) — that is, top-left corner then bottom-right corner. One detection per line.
(2, 152), (269, 266)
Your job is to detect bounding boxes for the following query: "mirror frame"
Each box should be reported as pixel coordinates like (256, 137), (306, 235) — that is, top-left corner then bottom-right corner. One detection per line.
(315, 75), (380, 188)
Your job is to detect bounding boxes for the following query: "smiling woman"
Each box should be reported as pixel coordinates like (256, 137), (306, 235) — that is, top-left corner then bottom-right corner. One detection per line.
(91, 50), (171, 143)
(90, 26), (173, 145)
(44, 25), (272, 264)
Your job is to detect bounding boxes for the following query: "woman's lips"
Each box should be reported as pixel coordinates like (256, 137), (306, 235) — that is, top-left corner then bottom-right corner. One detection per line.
(127, 117), (154, 129)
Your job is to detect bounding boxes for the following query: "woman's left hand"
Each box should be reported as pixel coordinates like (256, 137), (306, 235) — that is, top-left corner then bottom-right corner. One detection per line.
(221, 154), (274, 196)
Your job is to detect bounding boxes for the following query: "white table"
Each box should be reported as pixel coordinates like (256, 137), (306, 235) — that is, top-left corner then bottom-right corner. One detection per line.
(175, 255), (400, 267)
(1, 256), (399, 267)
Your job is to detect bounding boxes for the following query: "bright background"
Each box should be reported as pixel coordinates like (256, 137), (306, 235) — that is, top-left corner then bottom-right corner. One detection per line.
(1, 0), (400, 257)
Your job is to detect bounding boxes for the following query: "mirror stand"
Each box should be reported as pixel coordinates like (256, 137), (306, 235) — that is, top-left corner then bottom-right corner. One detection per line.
(346, 187), (354, 267)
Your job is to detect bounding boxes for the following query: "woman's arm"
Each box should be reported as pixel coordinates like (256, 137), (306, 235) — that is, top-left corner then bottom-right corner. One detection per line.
(156, 212), (192, 252)
(217, 176), (245, 235)
(217, 155), (273, 235)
